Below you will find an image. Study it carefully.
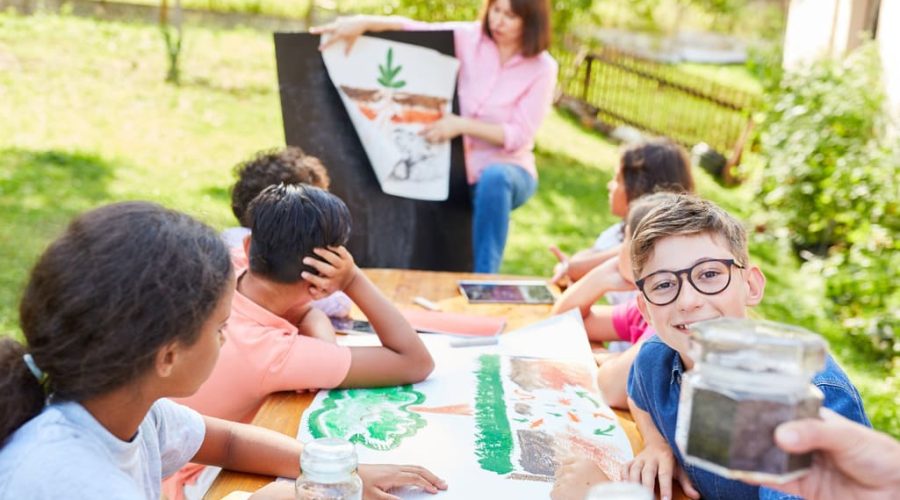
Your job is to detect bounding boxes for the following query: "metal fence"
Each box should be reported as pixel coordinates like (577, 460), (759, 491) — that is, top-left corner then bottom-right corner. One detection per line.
(555, 46), (760, 157)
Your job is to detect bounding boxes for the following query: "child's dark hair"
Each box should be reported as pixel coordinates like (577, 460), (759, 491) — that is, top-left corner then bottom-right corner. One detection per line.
(0, 202), (232, 446)
(621, 139), (694, 202)
(231, 146), (331, 228)
(247, 184), (352, 284)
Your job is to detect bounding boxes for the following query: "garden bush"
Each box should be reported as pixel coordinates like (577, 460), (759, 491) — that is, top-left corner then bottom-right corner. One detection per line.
(757, 43), (898, 365)
(374, 0), (593, 38)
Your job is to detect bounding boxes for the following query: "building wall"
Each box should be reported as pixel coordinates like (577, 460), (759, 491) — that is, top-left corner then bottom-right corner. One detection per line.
(782, 0), (876, 69)
(783, 0), (898, 131)
(877, 0), (900, 130)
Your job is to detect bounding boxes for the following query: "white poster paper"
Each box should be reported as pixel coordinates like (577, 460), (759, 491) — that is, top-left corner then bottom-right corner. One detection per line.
(321, 35), (460, 201)
(297, 312), (633, 498)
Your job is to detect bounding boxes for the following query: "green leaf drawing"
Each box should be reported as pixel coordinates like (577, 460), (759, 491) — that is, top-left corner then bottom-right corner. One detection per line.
(575, 389), (600, 408)
(377, 48), (406, 89)
(307, 386), (427, 451)
(593, 424), (617, 437)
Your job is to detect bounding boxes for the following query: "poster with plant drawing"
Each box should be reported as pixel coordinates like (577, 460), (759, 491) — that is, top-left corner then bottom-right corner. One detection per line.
(321, 35), (460, 201)
(297, 312), (633, 498)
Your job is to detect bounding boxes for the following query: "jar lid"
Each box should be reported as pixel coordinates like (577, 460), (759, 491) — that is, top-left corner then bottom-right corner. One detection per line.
(688, 318), (826, 376)
(585, 482), (653, 500)
(301, 438), (358, 479)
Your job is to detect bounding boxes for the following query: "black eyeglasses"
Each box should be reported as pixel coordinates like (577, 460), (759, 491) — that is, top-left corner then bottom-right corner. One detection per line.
(635, 258), (744, 306)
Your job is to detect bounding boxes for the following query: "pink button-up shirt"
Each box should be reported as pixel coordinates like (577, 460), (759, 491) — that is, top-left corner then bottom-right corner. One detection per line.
(405, 21), (558, 184)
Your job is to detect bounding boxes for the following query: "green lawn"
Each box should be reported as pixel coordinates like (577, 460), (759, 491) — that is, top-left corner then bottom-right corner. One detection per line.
(0, 12), (896, 437)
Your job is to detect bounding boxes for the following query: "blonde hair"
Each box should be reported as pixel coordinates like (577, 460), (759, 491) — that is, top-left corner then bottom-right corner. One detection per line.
(630, 194), (749, 278)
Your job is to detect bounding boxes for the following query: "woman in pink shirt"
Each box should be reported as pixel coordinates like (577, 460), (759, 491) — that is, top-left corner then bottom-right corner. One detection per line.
(314, 0), (558, 273)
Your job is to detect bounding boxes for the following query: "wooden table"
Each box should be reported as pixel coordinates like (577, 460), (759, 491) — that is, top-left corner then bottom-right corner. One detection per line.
(205, 269), (649, 499)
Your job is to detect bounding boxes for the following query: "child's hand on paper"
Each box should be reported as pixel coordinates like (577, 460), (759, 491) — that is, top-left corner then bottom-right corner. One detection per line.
(551, 452), (611, 500)
(627, 440), (699, 500)
(358, 464), (448, 499)
(301, 246), (360, 299)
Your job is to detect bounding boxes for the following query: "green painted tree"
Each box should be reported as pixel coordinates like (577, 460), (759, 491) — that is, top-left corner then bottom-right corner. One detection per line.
(307, 386), (427, 451)
(377, 48), (406, 89)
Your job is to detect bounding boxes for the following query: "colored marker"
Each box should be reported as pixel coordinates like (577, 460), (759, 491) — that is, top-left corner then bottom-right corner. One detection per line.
(413, 296), (442, 311)
(449, 336), (500, 348)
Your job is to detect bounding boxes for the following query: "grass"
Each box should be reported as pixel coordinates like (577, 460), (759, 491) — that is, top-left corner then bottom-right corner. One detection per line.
(82, 0), (385, 19)
(0, 12), (896, 437)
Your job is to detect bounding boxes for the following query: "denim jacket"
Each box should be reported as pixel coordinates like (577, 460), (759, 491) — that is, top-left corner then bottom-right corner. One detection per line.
(627, 335), (870, 500)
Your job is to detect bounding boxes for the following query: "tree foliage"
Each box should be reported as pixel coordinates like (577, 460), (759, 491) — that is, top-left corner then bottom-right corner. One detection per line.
(375, 0), (593, 40)
(757, 43), (899, 364)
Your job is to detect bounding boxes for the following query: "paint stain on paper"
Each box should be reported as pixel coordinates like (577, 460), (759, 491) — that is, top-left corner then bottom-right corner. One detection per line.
(565, 428), (628, 481)
(507, 473), (555, 483)
(509, 357), (593, 391)
(307, 386), (426, 451)
(593, 424), (617, 437)
(575, 389), (601, 408)
(516, 429), (558, 476)
(474, 354), (514, 474)
(409, 404), (472, 416)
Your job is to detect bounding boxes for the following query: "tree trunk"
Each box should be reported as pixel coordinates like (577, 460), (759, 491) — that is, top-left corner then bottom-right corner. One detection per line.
(160, 0), (184, 84)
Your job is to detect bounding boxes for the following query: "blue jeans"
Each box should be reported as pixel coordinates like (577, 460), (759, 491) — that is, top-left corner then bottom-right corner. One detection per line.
(472, 164), (537, 273)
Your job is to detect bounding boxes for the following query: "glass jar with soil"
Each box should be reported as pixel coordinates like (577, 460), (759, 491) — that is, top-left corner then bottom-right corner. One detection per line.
(675, 318), (827, 483)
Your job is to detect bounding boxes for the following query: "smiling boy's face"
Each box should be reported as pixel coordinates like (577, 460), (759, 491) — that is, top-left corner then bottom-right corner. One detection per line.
(636, 232), (766, 366)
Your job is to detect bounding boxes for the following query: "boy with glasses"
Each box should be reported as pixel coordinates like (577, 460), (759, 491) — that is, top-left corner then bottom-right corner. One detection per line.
(551, 194), (869, 500)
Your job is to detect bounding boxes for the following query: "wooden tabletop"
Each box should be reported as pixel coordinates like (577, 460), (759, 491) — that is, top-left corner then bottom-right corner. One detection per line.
(204, 268), (650, 499)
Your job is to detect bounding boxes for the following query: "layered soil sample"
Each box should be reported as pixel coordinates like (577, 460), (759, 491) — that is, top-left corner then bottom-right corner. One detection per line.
(339, 85), (447, 124)
(685, 388), (820, 476)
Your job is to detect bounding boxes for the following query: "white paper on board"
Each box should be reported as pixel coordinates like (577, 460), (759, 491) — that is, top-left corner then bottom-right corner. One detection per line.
(498, 309), (595, 366)
(321, 35), (460, 201)
(298, 312), (633, 499)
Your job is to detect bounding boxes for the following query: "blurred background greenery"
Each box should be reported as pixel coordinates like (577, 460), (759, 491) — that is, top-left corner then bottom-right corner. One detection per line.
(0, 0), (896, 436)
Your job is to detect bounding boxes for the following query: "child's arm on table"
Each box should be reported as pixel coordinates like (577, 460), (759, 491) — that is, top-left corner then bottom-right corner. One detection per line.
(628, 400), (699, 500)
(597, 341), (642, 409)
(301, 246), (434, 387)
(552, 257), (633, 343)
(295, 308), (337, 344)
(195, 416), (447, 499)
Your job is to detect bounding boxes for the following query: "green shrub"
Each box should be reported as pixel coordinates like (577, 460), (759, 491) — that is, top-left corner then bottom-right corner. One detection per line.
(757, 44), (899, 364)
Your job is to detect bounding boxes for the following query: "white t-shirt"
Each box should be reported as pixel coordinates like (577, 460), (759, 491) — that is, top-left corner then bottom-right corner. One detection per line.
(591, 222), (637, 306)
(0, 398), (205, 500)
(221, 226), (252, 250)
(592, 221), (625, 253)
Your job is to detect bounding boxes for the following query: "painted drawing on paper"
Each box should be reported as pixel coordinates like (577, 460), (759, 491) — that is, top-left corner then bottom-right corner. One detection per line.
(299, 337), (632, 497)
(306, 386), (427, 451)
(322, 37), (460, 201)
(473, 355), (630, 482)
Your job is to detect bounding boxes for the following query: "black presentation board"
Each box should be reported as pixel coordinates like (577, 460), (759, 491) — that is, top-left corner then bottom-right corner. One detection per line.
(274, 31), (473, 271)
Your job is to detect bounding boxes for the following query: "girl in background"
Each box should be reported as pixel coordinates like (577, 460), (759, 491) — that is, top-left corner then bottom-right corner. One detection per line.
(550, 138), (694, 302)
